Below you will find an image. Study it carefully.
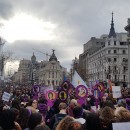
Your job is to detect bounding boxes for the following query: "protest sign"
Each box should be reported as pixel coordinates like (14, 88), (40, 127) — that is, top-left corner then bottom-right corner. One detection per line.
(112, 86), (121, 98)
(58, 90), (68, 102)
(76, 85), (88, 99)
(113, 122), (130, 130)
(46, 90), (57, 107)
(61, 81), (70, 91)
(46, 90), (57, 101)
(2, 92), (11, 102)
(76, 85), (88, 105)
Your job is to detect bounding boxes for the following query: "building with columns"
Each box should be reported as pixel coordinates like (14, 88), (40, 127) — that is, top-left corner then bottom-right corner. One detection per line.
(38, 50), (67, 86)
(79, 13), (128, 86)
(125, 18), (130, 87)
(12, 50), (67, 87)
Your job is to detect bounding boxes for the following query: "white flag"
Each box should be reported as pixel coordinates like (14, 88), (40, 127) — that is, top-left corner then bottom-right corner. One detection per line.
(72, 71), (88, 88)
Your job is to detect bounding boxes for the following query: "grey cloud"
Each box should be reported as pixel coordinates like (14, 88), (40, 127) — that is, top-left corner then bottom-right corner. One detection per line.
(1, 0), (130, 70)
(2, 0), (130, 42)
(4, 40), (82, 70)
(0, 0), (14, 20)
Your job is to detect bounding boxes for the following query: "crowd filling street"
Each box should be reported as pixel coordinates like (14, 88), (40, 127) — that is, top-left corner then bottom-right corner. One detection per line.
(0, 81), (130, 130)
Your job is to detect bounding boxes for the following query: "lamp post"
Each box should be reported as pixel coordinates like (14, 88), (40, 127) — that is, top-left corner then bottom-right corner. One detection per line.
(125, 18), (130, 87)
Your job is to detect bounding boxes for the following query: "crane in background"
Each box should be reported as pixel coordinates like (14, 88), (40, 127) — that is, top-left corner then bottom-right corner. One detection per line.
(32, 49), (51, 61)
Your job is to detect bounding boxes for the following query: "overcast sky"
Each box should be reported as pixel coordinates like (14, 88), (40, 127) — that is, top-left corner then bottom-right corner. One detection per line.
(0, 0), (130, 72)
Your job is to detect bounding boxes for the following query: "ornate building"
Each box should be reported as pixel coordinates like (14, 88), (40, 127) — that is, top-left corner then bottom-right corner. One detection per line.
(12, 50), (67, 87)
(38, 50), (67, 86)
(79, 13), (128, 86)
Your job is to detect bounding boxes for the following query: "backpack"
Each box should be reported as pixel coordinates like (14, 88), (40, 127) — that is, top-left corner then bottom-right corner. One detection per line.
(52, 114), (60, 130)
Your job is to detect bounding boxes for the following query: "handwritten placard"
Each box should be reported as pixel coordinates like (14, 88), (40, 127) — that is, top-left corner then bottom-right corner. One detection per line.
(2, 92), (11, 102)
(112, 86), (121, 98)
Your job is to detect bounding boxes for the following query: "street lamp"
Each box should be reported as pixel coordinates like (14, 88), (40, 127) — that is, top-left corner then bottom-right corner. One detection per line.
(125, 18), (130, 87)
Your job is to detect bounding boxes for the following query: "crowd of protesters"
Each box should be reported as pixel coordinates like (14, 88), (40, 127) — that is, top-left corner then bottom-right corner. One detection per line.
(0, 85), (130, 130)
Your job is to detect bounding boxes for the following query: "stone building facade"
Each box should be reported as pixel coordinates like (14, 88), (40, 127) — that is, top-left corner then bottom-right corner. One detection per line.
(12, 50), (67, 87)
(79, 13), (128, 86)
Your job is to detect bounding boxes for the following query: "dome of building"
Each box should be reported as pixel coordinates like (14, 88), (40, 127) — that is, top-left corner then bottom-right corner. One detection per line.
(49, 49), (57, 61)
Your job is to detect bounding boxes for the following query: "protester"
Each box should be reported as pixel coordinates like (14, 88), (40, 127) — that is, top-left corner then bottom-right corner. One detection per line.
(0, 89), (3, 99)
(28, 113), (44, 130)
(67, 121), (84, 130)
(117, 99), (126, 108)
(11, 99), (21, 110)
(126, 98), (130, 111)
(0, 99), (3, 113)
(100, 96), (107, 108)
(115, 106), (130, 122)
(34, 124), (50, 130)
(56, 116), (74, 130)
(82, 98), (91, 111)
(49, 102), (68, 130)
(1, 82), (130, 130)
(26, 99), (38, 113)
(45, 99), (61, 125)
(84, 112), (101, 130)
(73, 106), (86, 128)
(66, 99), (78, 117)
(38, 98), (48, 118)
(0, 109), (22, 130)
(0, 100), (4, 130)
(11, 108), (20, 122)
(102, 100), (115, 109)
(99, 106), (116, 130)
(17, 108), (30, 130)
